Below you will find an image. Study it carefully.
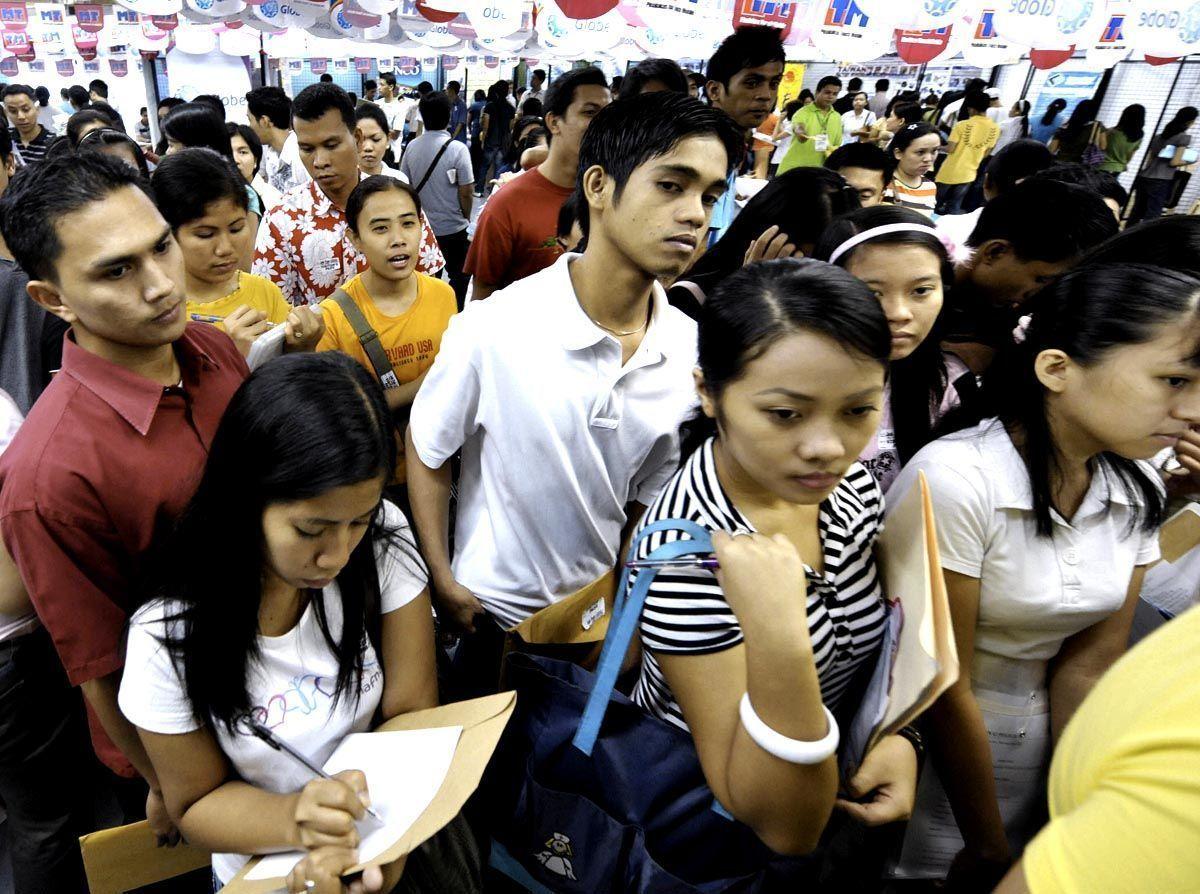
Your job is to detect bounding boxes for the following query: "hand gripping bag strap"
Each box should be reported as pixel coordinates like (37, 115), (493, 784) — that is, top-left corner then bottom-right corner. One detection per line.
(572, 518), (713, 756)
(328, 288), (401, 390)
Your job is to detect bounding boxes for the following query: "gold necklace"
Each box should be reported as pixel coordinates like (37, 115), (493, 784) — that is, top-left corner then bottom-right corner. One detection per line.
(589, 301), (652, 337)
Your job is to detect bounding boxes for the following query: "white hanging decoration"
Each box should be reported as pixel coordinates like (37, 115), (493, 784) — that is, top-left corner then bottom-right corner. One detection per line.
(537, 0), (626, 53)
(807, 0), (892, 63)
(218, 22), (259, 52)
(330, 2), (365, 36)
(357, 0), (399, 15)
(113, 0), (184, 17)
(957, 2), (1029, 66)
(250, 0), (316, 30)
(464, 0), (523, 39)
(1082, 0), (1132, 67)
(262, 25), (307, 50)
(889, 0), (969, 31)
(992, 0), (1106, 49)
(173, 18), (217, 50)
(1125, 0), (1200, 58)
(405, 19), (461, 44)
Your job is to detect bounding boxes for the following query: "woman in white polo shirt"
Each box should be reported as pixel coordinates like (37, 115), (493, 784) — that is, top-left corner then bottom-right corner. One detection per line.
(890, 263), (1200, 889)
(633, 259), (921, 872)
(118, 353), (450, 891)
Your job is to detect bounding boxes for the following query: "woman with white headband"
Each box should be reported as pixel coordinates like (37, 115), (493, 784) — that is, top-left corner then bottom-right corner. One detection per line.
(812, 206), (975, 493)
(887, 263), (1200, 890)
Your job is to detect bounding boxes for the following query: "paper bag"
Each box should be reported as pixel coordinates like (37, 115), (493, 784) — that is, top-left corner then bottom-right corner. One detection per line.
(79, 820), (211, 894)
(221, 691), (516, 893)
(507, 570), (615, 646)
(1159, 503), (1200, 564)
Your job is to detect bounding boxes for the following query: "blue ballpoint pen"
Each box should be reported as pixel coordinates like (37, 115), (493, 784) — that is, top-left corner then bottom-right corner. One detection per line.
(247, 721), (384, 824)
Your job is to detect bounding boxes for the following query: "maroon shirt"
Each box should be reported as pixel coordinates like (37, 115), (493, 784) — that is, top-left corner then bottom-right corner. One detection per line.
(0, 323), (248, 775)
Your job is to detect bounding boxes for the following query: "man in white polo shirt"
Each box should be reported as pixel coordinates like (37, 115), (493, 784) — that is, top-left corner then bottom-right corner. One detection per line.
(407, 92), (744, 685)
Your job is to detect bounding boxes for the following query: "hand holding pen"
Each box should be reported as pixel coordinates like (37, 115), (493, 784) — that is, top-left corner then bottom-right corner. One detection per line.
(247, 721), (382, 852)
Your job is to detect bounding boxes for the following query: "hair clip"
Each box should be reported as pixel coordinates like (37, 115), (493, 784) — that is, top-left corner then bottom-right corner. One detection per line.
(1012, 314), (1034, 345)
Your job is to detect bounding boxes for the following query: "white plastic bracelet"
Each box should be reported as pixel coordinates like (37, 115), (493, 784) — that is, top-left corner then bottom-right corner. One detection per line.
(738, 693), (839, 765)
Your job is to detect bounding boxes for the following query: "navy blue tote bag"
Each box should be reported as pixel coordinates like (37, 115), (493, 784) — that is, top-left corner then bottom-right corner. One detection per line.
(481, 519), (819, 892)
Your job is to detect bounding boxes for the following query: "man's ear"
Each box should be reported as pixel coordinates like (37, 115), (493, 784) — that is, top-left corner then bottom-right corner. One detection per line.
(27, 279), (76, 325)
(705, 80), (723, 105)
(975, 238), (1013, 268)
(4, 153), (15, 180)
(580, 163), (610, 219)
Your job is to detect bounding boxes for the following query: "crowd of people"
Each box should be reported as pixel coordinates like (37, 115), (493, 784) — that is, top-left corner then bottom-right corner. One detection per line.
(2, 24), (1200, 894)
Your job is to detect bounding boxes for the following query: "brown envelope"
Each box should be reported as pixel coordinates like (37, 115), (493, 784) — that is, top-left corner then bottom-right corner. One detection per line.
(79, 821), (211, 894)
(221, 691), (516, 893)
(507, 570), (616, 646)
(1159, 503), (1200, 564)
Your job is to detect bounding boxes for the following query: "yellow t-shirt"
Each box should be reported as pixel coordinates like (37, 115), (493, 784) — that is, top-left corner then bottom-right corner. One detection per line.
(186, 272), (292, 331)
(935, 115), (1000, 185)
(317, 271), (457, 483)
(1021, 604), (1200, 893)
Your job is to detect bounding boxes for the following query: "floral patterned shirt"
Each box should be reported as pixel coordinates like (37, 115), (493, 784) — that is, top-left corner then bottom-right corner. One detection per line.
(252, 179), (445, 307)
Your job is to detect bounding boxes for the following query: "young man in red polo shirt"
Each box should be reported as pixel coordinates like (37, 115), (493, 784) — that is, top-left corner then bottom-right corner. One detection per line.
(0, 154), (260, 842)
(465, 67), (611, 301)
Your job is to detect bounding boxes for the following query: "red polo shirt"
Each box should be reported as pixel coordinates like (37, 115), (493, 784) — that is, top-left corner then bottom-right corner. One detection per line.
(0, 323), (248, 776)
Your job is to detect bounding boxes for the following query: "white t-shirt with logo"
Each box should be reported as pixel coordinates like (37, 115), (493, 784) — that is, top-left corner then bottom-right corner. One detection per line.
(118, 502), (426, 883)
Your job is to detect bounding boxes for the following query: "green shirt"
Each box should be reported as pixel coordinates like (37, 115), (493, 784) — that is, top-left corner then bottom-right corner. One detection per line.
(778, 103), (843, 174)
(1099, 128), (1141, 174)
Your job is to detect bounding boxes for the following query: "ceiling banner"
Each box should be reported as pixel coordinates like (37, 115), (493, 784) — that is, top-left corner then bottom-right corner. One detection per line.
(895, 24), (953, 63)
(0, 2), (27, 31)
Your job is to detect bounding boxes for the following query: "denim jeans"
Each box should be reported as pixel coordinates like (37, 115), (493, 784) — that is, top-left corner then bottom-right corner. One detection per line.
(479, 145), (505, 195)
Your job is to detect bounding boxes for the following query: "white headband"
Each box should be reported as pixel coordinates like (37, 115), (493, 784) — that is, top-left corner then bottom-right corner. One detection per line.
(827, 222), (943, 266)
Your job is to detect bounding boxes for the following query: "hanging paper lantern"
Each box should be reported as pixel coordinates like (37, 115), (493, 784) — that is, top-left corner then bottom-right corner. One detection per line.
(414, 0), (457, 21)
(1029, 44), (1075, 68)
(1084, 1), (1132, 68)
(55, 57), (73, 75)
(0, 56), (17, 75)
(174, 18), (217, 50)
(1, 28), (30, 57)
(150, 12), (179, 28)
(114, 0), (184, 16)
(890, 0), (967, 30)
(1145, 52), (1182, 63)
(808, 0), (891, 63)
(0, 2), (28, 31)
(730, 0), (795, 39)
(185, 0), (247, 18)
(1126, 0), (1200, 58)
(343, 0), (382, 27)
(217, 22), (256, 51)
(251, 0), (317, 29)
(993, 0), (1105, 49)
(406, 19), (461, 44)
(958, 5), (1027, 67)
(895, 24), (953, 63)
(557, 0), (618, 20)
(109, 57), (129, 75)
(482, 52), (497, 64)
(442, 52), (457, 64)
(464, 0), (523, 38)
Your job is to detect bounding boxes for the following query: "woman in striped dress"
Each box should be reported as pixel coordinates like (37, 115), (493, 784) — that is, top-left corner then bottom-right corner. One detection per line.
(631, 258), (919, 860)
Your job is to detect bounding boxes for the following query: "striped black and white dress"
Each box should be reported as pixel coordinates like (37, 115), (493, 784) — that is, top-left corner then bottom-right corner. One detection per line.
(631, 437), (889, 733)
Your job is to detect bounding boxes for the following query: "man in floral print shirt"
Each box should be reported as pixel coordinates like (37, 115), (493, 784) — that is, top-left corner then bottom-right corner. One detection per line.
(253, 84), (444, 306)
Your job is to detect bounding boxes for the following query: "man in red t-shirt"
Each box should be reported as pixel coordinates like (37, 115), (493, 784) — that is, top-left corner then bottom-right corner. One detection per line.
(0, 154), (258, 847)
(465, 67), (611, 301)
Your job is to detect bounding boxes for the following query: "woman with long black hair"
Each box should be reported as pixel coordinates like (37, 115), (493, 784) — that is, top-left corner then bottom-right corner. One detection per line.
(163, 102), (263, 224)
(891, 263), (1200, 889)
(1048, 98), (1105, 164)
(1100, 103), (1144, 176)
(1029, 97), (1067, 144)
(1130, 105), (1199, 224)
(119, 353), (449, 891)
(812, 205), (973, 492)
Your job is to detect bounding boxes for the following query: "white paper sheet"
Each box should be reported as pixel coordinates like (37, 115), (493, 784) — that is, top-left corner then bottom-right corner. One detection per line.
(244, 725), (462, 881)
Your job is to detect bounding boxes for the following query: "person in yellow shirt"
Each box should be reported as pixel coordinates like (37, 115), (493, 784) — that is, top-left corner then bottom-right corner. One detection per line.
(935, 91), (999, 216)
(151, 148), (324, 356)
(318, 175), (457, 483)
(995, 604), (1200, 893)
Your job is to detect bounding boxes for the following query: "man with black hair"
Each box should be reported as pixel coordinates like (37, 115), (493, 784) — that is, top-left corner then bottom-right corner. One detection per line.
(408, 92), (742, 684)
(87, 78), (108, 103)
(403, 80), (434, 146)
(939, 77), (988, 134)
(318, 72), (333, 84)
(825, 141), (892, 206)
(0, 152), (250, 847)
(1027, 163), (1127, 220)
(4, 85), (54, 164)
(936, 138), (1054, 249)
(376, 72), (405, 156)
(245, 85), (310, 197)
(527, 67), (547, 103)
(401, 91), (474, 306)
(618, 57), (690, 100)
(869, 78), (890, 117)
(253, 83), (444, 306)
(446, 79), (468, 144)
(703, 25), (785, 243)
(944, 178), (1118, 370)
(358, 78), (377, 107)
(0, 127), (65, 414)
(67, 85), (89, 112)
(465, 66), (610, 301)
(778, 74), (841, 174)
(833, 76), (863, 114)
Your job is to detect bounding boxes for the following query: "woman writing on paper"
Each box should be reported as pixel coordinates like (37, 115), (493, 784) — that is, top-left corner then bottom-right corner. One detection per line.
(118, 353), (450, 891)
(632, 260), (919, 869)
(889, 264), (1200, 890)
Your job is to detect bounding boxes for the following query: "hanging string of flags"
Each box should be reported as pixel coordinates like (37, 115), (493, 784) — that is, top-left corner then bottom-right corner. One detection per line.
(0, 0), (1195, 75)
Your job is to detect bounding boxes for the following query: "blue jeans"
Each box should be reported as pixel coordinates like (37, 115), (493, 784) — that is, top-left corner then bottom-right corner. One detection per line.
(479, 145), (504, 195)
(936, 181), (971, 216)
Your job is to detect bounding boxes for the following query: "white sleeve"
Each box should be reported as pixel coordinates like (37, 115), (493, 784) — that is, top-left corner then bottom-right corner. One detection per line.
(891, 445), (990, 578)
(408, 309), (485, 469)
(374, 501), (428, 614)
(118, 602), (203, 735)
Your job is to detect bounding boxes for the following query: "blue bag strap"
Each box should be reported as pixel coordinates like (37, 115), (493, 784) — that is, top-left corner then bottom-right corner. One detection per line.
(572, 519), (713, 756)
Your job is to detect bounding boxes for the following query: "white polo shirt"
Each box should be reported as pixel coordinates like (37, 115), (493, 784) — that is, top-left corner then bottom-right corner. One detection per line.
(890, 419), (1161, 662)
(409, 253), (699, 627)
